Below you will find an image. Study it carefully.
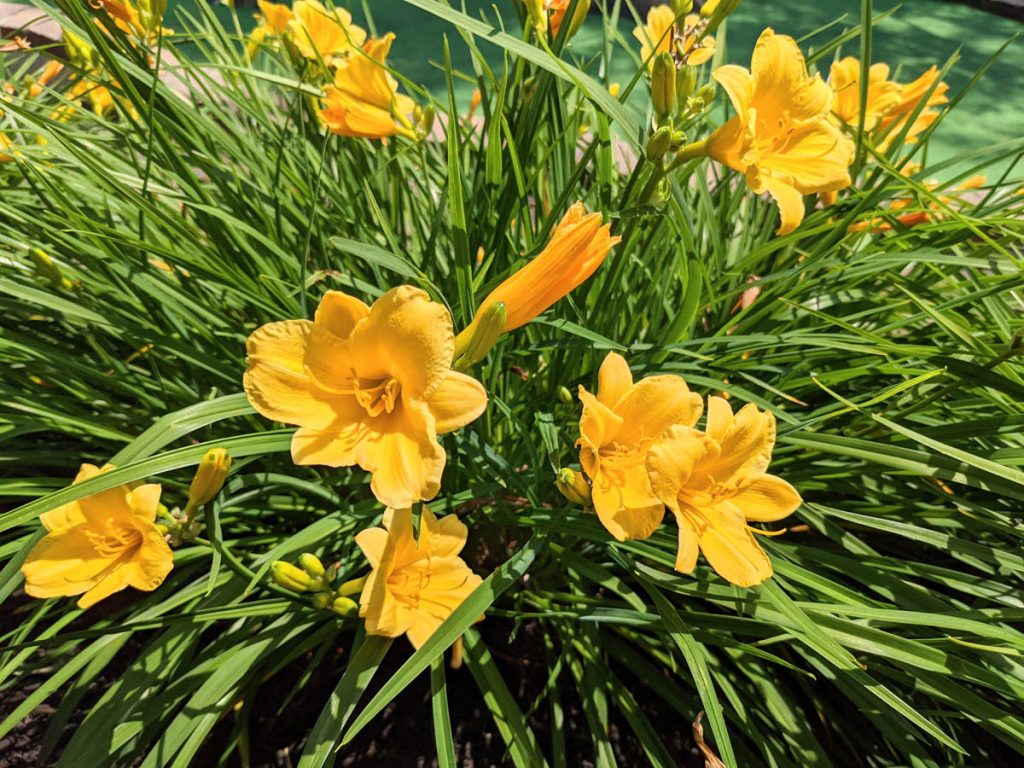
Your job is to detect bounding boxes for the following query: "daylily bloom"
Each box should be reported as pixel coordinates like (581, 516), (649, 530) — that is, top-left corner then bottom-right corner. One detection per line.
(633, 5), (715, 71)
(706, 28), (854, 235)
(319, 34), (417, 140)
(461, 202), (619, 343)
(647, 397), (801, 587)
(577, 352), (703, 542)
(257, 0), (292, 35)
(877, 66), (949, 146)
(828, 57), (901, 132)
(546, 0), (589, 41)
(22, 464), (173, 608)
(244, 286), (488, 508)
(356, 506), (483, 649)
(287, 0), (366, 67)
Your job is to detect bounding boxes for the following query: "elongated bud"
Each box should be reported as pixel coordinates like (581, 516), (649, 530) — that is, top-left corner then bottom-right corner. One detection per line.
(556, 468), (592, 506)
(454, 301), (507, 368)
(187, 448), (231, 509)
(676, 67), (696, 111)
(671, 0), (694, 14)
(651, 53), (676, 120)
(337, 575), (367, 597)
(30, 248), (69, 290)
(416, 104), (435, 136)
(299, 553), (325, 578)
(701, 0), (741, 32)
(330, 596), (359, 617)
(271, 561), (313, 592)
(522, 76), (539, 105)
(646, 125), (673, 163)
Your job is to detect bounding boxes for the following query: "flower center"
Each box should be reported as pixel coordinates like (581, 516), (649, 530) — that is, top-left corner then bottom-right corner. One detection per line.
(388, 563), (432, 609)
(86, 523), (143, 559)
(353, 376), (402, 417)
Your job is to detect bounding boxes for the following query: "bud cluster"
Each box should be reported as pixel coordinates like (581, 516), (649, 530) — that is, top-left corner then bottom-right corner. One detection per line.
(271, 553), (363, 617)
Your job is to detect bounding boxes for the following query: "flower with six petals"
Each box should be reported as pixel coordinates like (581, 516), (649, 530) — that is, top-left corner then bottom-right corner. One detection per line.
(356, 506), (483, 648)
(707, 28), (854, 235)
(287, 0), (366, 67)
(647, 396), (801, 587)
(244, 286), (488, 508)
(22, 464), (173, 609)
(577, 352), (703, 542)
(828, 57), (902, 132)
(633, 5), (715, 71)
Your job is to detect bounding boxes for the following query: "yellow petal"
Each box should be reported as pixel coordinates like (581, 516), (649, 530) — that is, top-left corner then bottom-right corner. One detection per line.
(706, 115), (748, 172)
(72, 464), (134, 528)
(698, 402), (776, 485)
(347, 286), (454, 401)
(596, 352), (633, 408)
(124, 520), (174, 592)
(314, 290), (369, 340)
(128, 483), (162, 520)
(40, 463), (109, 531)
(418, 506), (469, 559)
(713, 64), (754, 116)
(244, 320), (349, 430)
(78, 567), (132, 609)
(732, 474), (801, 522)
(645, 426), (708, 508)
(760, 175), (805, 236)
(355, 526), (389, 569)
(750, 28), (831, 123)
(404, 558), (482, 649)
(357, 401), (445, 507)
(693, 502), (773, 587)
(290, 422), (369, 467)
(426, 370), (488, 434)
(672, 508), (700, 574)
(592, 478), (664, 542)
(614, 375), (704, 446)
(22, 525), (113, 597)
(759, 121), (853, 193)
(578, 387), (625, 450)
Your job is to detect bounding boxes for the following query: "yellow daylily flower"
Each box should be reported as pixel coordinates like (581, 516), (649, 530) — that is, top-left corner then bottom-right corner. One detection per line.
(546, 0), (589, 41)
(356, 506), (483, 649)
(828, 57), (901, 132)
(647, 396), (801, 587)
(287, 0), (366, 67)
(257, 0), (293, 35)
(706, 28), (854, 235)
(577, 352), (703, 542)
(22, 464), (173, 609)
(633, 5), (715, 71)
(319, 34), (417, 140)
(877, 65), (949, 146)
(461, 202), (619, 342)
(244, 286), (488, 508)
(0, 133), (15, 163)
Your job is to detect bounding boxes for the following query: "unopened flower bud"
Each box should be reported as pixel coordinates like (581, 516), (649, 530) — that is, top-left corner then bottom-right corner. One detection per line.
(187, 448), (231, 509)
(337, 575), (367, 597)
(555, 0), (590, 42)
(299, 552), (325, 578)
(701, 0), (741, 32)
(30, 248), (70, 290)
(312, 591), (331, 610)
(557, 385), (573, 404)
(676, 67), (696, 111)
(522, 76), (539, 105)
(556, 468), (592, 506)
(646, 125), (673, 163)
(671, 0), (694, 15)
(454, 301), (507, 369)
(330, 596), (359, 617)
(651, 52), (676, 120)
(689, 83), (717, 113)
(271, 561), (313, 593)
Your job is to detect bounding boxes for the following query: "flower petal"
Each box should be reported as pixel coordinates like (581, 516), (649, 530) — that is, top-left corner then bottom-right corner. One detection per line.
(348, 286), (455, 401)
(732, 474), (801, 522)
(695, 502), (774, 587)
(290, 422), (369, 467)
(596, 352), (633, 408)
(418, 506), (468, 559)
(578, 387), (624, 449)
(750, 28), (831, 122)
(713, 64), (754, 117)
(355, 526), (389, 569)
(698, 402), (776, 486)
(672, 508), (700, 574)
(592, 478), (664, 542)
(314, 290), (369, 340)
(357, 400), (445, 507)
(427, 370), (488, 434)
(244, 320), (348, 429)
(22, 524), (113, 598)
(614, 375), (704, 446)
(78, 567), (132, 609)
(128, 484), (162, 521)
(645, 425), (708, 508)
(761, 175), (806, 236)
(125, 519), (174, 591)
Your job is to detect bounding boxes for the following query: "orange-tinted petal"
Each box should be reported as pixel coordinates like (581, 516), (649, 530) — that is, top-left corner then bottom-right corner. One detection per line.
(426, 370), (488, 434)
(314, 290), (369, 340)
(732, 474), (801, 522)
(596, 352), (633, 408)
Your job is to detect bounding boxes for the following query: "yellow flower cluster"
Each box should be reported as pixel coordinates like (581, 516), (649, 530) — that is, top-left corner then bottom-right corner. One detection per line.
(248, 1), (420, 140)
(576, 353), (800, 587)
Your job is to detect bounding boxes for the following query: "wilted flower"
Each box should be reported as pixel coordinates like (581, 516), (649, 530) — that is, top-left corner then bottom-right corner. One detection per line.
(706, 28), (854, 235)
(577, 352), (703, 542)
(356, 507), (483, 649)
(319, 34), (417, 140)
(647, 397), (801, 587)
(22, 464), (173, 609)
(244, 287), (488, 507)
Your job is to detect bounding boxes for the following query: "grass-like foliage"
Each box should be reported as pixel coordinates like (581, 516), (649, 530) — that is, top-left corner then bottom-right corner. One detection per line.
(2, 0), (1023, 765)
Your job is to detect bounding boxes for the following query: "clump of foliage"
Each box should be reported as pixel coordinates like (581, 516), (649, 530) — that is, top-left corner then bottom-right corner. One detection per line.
(1, 0), (1023, 766)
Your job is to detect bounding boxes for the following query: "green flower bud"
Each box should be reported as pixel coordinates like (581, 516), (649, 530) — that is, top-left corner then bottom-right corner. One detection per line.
(330, 596), (359, 617)
(701, 0), (742, 32)
(299, 553), (325, 578)
(646, 126), (674, 163)
(676, 67), (697, 112)
(312, 592), (331, 610)
(671, 0), (694, 15)
(557, 385), (573, 404)
(454, 301), (507, 369)
(651, 52), (677, 121)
